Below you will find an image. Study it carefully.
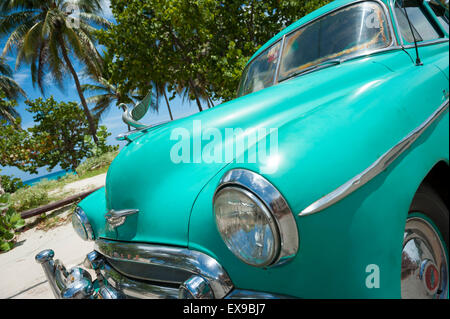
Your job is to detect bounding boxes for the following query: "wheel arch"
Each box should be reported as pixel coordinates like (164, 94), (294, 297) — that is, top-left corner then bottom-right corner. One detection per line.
(412, 160), (449, 212)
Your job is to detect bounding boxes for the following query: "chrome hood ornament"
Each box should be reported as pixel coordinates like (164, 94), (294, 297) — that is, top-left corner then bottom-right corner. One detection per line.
(120, 91), (153, 129)
(105, 209), (139, 229)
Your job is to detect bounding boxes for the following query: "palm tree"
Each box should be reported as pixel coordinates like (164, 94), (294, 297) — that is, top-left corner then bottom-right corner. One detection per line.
(82, 78), (133, 118)
(0, 57), (24, 124)
(83, 76), (174, 127)
(154, 82), (174, 121)
(0, 90), (19, 123)
(0, 0), (111, 144)
(174, 78), (213, 112)
(0, 57), (25, 100)
(81, 49), (136, 125)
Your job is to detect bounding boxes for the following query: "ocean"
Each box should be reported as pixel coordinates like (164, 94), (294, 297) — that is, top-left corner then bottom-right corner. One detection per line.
(23, 170), (75, 187)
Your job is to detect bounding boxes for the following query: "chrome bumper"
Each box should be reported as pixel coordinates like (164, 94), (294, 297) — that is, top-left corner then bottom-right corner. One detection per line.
(35, 241), (291, 299)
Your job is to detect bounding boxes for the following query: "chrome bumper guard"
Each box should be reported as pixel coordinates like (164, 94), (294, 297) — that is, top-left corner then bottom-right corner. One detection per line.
(35, 239), (290, 299)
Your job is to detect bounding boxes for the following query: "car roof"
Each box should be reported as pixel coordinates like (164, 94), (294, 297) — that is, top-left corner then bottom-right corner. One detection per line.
(248, 0), (392, 64)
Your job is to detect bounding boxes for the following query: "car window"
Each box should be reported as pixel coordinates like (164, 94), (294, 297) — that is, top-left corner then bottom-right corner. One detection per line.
(427, 0), (449, 34)
(237, 41), (281, 97)
(277, 1), (392, 82)
(394, 0), (444, 43)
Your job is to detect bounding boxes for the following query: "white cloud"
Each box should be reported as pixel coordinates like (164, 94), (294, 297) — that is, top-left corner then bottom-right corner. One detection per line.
(100, 113), (126, 130)
(13, 71), (29, 86)
(100, 0), (114, 20)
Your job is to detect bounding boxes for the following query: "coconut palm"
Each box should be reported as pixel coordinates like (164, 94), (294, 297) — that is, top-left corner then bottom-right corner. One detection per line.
(82, 77), (134, 118)
(0, 57), (24, 124)
(0, 0), (111, 144)
(0, 90), (19, 124)
(154, 82), (174, 121)
(0, 57), (25, 100)
(174, 78), (214, 111)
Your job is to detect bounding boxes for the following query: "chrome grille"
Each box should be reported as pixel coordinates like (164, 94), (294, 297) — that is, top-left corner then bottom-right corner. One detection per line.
(95, 239), (234, 299)
(105, 257), (192, 285)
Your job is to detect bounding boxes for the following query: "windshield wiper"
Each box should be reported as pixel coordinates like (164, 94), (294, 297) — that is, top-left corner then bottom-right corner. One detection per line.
(280, 59), (342, 82)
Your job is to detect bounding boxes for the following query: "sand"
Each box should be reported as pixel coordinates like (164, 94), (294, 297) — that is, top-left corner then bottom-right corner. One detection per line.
(0, 174), (107, 299)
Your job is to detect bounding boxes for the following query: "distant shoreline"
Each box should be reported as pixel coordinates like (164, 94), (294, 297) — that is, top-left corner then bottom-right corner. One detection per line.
(23, 170), (75, 186)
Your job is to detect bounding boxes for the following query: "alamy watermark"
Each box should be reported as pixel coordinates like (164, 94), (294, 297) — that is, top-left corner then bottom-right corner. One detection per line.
(365, 264), (380, 289)
(65, 1), (80, 29)
(169, 120), (279, 174)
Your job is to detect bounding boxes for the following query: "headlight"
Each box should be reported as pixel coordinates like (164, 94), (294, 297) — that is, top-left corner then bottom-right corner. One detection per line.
(72, 207), (95, 241)
(214, 187), (280, 267)
(213, 169), (299, 268)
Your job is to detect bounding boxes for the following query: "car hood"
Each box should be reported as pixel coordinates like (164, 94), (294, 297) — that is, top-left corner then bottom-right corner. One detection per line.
(95, 56), (396, 246)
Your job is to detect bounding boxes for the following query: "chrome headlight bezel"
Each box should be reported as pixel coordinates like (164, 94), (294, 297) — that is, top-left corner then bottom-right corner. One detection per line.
(213, 169), (299, 268)
(72, 207), (95, 241)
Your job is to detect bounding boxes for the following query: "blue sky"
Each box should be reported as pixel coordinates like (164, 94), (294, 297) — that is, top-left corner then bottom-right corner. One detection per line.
(0, 0), (201, 181)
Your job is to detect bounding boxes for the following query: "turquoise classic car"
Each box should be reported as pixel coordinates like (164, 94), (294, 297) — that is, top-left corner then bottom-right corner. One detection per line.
(36, 0), (449, 299)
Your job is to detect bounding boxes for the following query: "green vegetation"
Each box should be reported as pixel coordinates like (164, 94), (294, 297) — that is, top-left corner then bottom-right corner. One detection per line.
(7, 150), (118, 213)
(0, 172), (24, 193)
(0, 0), (334, 250)
(0, 96), (118, 174)
(0, 0), (110, 144)
(0, 194), (25, 252)
(98, 0), (332, 105)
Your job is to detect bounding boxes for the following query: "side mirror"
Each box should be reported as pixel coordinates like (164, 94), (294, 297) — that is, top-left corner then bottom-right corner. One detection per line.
(121, 91), (152, 129)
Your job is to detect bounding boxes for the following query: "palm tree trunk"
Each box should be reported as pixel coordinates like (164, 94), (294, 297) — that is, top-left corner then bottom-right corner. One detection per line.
(58, 38), (99, 144)
(163, 90), (174, 121)
(0, 176), (4, 196)
(189, 79), (203, 112)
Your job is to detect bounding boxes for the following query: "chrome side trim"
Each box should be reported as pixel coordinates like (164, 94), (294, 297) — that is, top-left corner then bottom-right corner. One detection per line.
(299, 98), (449, 217)
(216, 169), (299, 266)
(95, 239), (233, 299)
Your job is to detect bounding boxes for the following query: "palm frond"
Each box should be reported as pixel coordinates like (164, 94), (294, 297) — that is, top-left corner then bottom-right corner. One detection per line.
(0, 75), (26, 99)
(0, 11), (36, 36)
(78, 12), (111, 28)
(0, 0), (44, 14)
(70, 0), (103, 14)
(0, 58), (13, 76)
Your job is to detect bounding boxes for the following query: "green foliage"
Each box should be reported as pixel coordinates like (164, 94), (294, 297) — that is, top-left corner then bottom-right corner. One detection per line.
(0, 193), (10, 210)
(76, 150), (118, 176)
(10, 186), (49, 212)
(0, 97), (119, 175)
(84, 125), (119, 158)
(26, 96), (94, 172)
(0, 117), (39, 172)
(0, 0), (110, 143)
(5, 151), (117, 213)
(0, 205), (25, 252)
(98, 0), (332, 103)
(0, 173), (24, 193)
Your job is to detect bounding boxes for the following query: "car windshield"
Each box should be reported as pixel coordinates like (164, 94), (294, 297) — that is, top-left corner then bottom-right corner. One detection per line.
(237, 1), (392, 97)
(237, 41), (281, 97)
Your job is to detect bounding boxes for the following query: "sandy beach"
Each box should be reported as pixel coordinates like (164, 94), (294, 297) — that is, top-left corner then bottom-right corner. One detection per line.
(0, 173), (107, 299)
